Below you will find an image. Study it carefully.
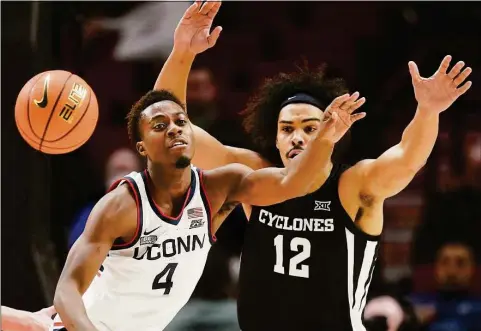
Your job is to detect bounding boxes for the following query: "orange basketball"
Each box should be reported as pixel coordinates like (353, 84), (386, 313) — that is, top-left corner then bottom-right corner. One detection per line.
(15, 70), (99, 154)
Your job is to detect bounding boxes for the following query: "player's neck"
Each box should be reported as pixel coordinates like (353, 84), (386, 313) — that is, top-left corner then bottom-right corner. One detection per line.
(147, 164), (191, 198)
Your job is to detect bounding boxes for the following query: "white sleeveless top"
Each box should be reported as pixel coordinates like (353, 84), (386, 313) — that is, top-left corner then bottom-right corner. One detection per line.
(52, 167), (215, 331)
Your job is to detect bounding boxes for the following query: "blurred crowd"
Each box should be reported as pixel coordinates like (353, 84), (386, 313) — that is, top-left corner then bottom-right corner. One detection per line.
(4, 2), (481, 331)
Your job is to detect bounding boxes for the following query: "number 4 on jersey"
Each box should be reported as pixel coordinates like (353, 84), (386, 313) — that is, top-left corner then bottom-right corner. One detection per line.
(152, 263), (178, 294)
(274, 235), (311, 278)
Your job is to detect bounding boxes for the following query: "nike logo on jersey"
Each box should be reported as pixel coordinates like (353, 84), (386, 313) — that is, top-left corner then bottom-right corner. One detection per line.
(258, 209), (334, 232)
(314, 200), (331, 211)
(33, 74), (50, 108)
(144, 226), (160, 235)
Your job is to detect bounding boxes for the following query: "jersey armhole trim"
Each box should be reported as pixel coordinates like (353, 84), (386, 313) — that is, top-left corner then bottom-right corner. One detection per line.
(342, 216), (381, 242)
(109, 177), (144, 250)
(197, 169), (216, 244)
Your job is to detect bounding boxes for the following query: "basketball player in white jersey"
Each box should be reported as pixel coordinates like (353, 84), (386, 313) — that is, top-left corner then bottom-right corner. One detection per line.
(51, 85), (365, 330)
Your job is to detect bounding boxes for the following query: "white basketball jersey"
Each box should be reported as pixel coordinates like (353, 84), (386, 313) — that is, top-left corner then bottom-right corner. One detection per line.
(52, 167), (214, 331)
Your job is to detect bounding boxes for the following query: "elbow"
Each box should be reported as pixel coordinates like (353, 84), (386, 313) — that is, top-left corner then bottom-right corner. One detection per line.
(53, 283), (66, 313)
(53, 278), (77, 314)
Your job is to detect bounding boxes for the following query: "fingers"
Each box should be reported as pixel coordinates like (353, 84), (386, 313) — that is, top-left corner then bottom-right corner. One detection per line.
(438, 55), (452, 74)
(453, 67), (472, 86)
(350, 112), (366, 123)
(456, 81), (472, 97)
(339, 92), (366, 114)
(447, 61), (465, 79)
(184, 1), (201, 19)
(341, 92), (360, 110)
(200, 1), (217, 15)
(324, 111), (338, 128)
(207, 1), (222, 19)
(207, 26), (222, 47)
(329, 94), (350, 109)
(349, 97), (366, 113)
(408, 61), (421, 83)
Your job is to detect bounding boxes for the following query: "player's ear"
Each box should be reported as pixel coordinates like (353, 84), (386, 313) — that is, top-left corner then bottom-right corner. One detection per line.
(136, 141), (147, 157)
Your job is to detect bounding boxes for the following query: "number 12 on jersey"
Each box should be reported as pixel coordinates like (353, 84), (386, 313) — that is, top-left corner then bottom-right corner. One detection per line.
(274, 235), (311, 278)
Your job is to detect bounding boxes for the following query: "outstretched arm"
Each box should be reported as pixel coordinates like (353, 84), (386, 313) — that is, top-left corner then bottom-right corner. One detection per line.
(153, 2), (267, 170)
(54, 186), (135, 331)
(356, 55), (472, 199)
(153, 1), (222, 105)
(1, 306), (55, 331)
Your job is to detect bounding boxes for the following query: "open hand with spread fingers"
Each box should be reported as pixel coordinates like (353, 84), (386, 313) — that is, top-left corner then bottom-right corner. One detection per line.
(174, 1), (223, 55)
(322, 93), (366, 143)
(409, 55), (473, 114)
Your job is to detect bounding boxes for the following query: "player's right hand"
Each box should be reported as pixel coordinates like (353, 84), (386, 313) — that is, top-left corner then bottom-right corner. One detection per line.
(173, 1), (223, 55)
(321, 93), (366, 143)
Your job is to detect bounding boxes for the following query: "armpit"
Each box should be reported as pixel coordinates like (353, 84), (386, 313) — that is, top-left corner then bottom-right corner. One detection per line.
(359, 192), (375, 207)
(218, 200), (239, 216)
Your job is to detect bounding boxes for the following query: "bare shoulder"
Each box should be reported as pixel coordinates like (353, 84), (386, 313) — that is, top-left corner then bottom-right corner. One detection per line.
(343, 159), (375, 178)
(85, 184), (137, 240)
(199, 164), (253, 215)
(340, 158), (378, 188)
(98, 184), (136, 220)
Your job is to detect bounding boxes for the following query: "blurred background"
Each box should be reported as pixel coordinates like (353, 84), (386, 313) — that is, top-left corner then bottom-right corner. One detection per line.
(2, 2), (481, 331)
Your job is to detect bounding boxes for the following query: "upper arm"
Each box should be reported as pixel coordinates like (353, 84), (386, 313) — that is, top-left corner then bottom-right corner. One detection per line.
(233, 166), (296, 206)
(57, 186), (135, 294)
(356, 144), (421, 199)
(209, 164), (298, 207)
(0, 306), (29, 331)
(192, 125), (268, 170)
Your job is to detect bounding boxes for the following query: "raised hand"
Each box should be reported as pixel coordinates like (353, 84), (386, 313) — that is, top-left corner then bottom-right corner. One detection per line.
(409, 55), (472, 114)
(174, 1), (222, 55)
(322, 93), (366, 143)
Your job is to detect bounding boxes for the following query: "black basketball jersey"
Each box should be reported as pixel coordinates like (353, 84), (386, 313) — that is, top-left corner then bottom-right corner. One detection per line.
(238, 165), (381, 331)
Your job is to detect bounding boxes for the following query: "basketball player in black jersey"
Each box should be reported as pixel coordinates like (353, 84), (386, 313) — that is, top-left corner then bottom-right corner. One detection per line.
(154, 2), (473, 330)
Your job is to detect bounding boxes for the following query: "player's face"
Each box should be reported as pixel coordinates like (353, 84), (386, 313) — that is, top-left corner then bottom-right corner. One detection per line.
(137, 101), (195, 168)
(276, 103), (324, 166)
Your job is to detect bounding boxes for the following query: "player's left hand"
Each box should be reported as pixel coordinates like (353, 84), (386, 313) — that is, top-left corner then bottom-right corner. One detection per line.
(323, 92), (366, 143)
(409, 55), (473, 114)
(173, 1), (222, 55)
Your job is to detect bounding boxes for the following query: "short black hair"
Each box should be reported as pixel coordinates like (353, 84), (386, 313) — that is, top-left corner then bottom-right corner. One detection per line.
(127, 90), (185, 143)
(241, 65), (348, 165)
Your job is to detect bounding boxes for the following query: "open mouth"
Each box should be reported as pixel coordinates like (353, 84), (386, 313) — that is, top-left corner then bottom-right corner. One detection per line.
(287, 149), (303, 159)
(169, 139), (188, 148)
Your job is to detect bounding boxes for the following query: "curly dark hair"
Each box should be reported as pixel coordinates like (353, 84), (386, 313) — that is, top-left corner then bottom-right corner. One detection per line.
(126, 90), (185, 143)
(241, 65), (349, 165)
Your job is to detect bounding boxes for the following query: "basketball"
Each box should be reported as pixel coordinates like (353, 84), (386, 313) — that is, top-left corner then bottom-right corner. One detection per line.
(15, 70), (99, 154)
